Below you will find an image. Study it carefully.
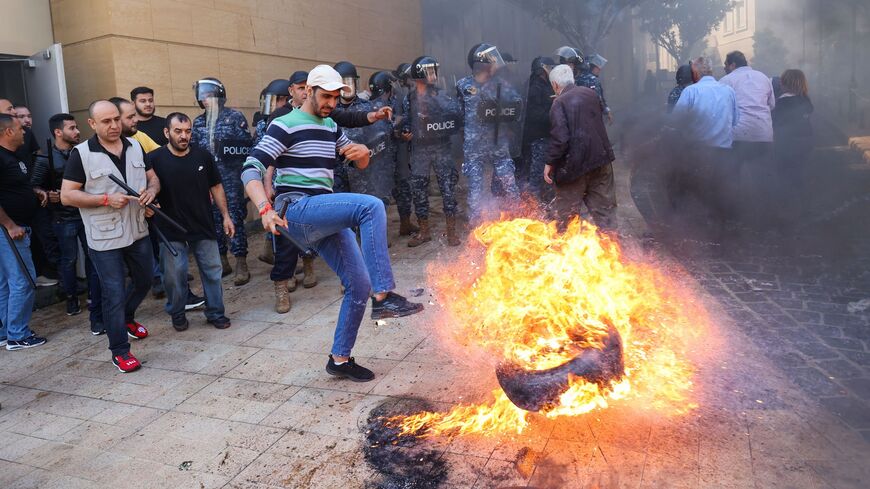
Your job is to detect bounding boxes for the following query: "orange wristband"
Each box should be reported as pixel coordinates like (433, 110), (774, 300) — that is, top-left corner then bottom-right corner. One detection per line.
(258, 203), (273, 216)
(102, 194), (109, 206)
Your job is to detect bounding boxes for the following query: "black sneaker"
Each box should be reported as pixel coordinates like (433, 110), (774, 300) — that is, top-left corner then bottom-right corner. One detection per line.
(185, 291), (205, 311)
(91, 323), (106, 336)
(172, 314), (189, 332)
(66, 296), (82, 316)
(370, 292), (424, 320)
(326, 355), (375, 382)
(6, 335), (47, 351)
(207, 316), (231, 329)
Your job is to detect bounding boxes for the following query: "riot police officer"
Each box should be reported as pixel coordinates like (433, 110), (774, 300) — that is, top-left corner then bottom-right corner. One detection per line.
(191, 77), (253, 286)
(391, 63), (418, 237)
(403, 55), (462, 247)
(456, 43), (522, 223)
(369, 70), (417, 238)
(554, 46), (585, 81)
(576, 53), (613, 125)
(333, 61), (374, 193)
(254, 79), (291, 145)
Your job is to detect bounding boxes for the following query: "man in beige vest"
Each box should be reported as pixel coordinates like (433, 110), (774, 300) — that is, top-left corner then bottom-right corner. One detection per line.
(61, 100), (161, 373)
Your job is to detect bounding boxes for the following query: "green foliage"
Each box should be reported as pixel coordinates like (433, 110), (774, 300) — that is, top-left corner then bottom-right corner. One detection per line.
(638, 0), (733, 64)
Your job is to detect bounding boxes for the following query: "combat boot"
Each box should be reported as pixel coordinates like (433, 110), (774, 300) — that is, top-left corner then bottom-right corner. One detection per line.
(258, 237), (274, 265)
(445, 216), (461, 247)
(302, 255), (318, 288)
(398, 215), (419, 236)
(234, 256), (250, 286)
(220, 253), (232, 277)
(407, 219), (431, 247)
(274, 281), (291, 313)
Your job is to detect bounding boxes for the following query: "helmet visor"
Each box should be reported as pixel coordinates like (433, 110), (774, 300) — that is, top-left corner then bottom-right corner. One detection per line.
(194, 80), (223, 103)
(260, 94), (286, 116)
(419, 62), (439, 84)
(340, 77), (357, 99)
(477, 45), (505, 68)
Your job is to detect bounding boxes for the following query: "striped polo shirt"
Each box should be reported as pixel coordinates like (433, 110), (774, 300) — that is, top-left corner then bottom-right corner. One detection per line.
(242, 108), (351, 195)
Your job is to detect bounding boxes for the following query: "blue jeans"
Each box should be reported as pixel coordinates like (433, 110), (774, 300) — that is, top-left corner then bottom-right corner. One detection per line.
(0, 227), (36, 341)
(160, 239), (225, 320)
(52, 219), (103, 327)
(276, 192), (396, 357)
(88, 237), (153, 357)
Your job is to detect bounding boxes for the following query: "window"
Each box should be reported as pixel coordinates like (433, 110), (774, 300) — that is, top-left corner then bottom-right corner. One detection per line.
(723, 10), (734, 34)
(735, 0), (748, 31)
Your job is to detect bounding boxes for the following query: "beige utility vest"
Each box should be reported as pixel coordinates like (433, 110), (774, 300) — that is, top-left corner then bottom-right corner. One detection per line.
(77, 137), (149, 251)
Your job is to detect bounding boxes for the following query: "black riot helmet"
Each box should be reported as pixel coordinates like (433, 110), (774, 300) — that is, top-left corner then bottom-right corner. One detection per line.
(553, 46), (584, 66)
(368, 71), (396, 100)
(333, 61), (359, 79)
(193, 77), (226, 109)
(531, 56), (557, 76)
(467, 43), (505, 70)
(333, 61), (359, 100)
(260, 79), (291, 116)
(411, 55), (439, 85)
(394, 63), (412, 81)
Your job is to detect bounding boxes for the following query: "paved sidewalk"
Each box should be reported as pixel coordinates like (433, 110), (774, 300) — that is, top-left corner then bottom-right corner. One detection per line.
(1, 164), (868, 488)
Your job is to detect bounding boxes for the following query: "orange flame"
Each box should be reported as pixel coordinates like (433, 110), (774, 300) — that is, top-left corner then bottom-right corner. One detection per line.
(391, 217), (709, 437)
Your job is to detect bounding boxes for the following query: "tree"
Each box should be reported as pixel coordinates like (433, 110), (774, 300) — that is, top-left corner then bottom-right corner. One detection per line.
(751, 29), (788, 78)
(638, 0), (733, 64)
(505, 0), (648, 54)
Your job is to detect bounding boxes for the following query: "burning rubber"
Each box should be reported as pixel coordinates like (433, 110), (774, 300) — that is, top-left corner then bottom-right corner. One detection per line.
(495, 325), (625, 412)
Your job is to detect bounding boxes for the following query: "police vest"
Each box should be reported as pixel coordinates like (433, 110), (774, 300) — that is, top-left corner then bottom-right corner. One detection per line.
(476, 100), (523, 123)
(76, 138), (149, 251)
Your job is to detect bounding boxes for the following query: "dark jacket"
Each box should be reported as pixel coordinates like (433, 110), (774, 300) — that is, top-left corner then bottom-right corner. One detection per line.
(546, 84), (615, 185)
(773, 95), (814, 160)
(31, 145), (80, 221)
(522, 73), (555, 144)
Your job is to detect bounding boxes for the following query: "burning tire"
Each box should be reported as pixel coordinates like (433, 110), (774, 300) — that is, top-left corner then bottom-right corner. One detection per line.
(495, 326), (625, 412)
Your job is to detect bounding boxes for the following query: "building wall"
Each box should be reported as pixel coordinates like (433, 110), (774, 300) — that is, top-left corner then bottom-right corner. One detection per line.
(50, 0), (423, 130)
(0, 0), (54, 57)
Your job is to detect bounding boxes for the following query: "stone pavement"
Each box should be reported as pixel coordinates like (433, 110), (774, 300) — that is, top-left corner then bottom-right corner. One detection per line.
(1, 165), (868, 488)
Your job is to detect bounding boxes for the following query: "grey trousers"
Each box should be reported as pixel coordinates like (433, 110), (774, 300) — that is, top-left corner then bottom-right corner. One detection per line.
(552, 163), (617, 230)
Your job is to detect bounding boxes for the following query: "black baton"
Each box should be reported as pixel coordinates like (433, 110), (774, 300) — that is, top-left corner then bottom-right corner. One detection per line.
(1, 225), (37, 290)
(107, 174), (180, 257)
(107, 174), (188, 235)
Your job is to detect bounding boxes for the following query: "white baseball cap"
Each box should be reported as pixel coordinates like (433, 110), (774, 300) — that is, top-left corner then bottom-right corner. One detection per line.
(306, 65), (351, 92)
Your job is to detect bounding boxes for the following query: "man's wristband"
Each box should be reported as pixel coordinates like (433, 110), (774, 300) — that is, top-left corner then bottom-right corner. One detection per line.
(102, 194), (109, 206)
(258, 203), (273, 216)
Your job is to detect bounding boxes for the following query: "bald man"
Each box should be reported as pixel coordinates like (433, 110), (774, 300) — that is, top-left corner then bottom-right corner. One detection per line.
(61, 100), (160, 373)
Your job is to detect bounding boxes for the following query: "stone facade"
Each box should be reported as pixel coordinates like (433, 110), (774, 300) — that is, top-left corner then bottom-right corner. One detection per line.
(49, 0), (423, 130)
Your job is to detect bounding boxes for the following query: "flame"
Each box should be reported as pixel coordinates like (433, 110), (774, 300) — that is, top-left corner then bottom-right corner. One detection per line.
(390, 216), (709, 437)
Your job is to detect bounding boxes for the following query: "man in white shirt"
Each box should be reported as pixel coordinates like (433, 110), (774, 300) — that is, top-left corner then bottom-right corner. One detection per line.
(719, 51), (775, 156)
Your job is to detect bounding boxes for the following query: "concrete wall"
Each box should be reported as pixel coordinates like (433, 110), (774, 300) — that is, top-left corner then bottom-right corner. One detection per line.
(0, 0), (54, 57)
(50, 0), (423, 129)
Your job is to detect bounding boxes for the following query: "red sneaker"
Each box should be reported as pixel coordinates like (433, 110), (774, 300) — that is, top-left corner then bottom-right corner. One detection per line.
(126, 322), (148, 339)
(112, 352), (141, 373)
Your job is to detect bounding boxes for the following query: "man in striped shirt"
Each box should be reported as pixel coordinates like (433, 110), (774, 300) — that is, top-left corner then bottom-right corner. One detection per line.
(241, 65), (424, 382)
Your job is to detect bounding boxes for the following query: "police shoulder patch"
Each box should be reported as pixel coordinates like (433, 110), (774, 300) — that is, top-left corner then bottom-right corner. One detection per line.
(466, 86), (478, 96)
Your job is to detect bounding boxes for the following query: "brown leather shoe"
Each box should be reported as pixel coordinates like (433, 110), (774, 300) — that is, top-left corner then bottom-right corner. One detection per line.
(407, 219), (431, 247)
(274, 281), (291, 313)
(398, 215), (419, 236)
(233, 256), (250, 286)
(302, 255), (318, 288)
(446, 216), (461, 247)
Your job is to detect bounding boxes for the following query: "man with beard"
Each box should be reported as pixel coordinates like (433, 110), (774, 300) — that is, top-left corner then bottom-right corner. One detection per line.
(61, 100), (160, 373)
(146, 113), (232, 331)
(242, 65), (424, 380)
(31, 114), (103, 329)
(111, 97), (206, 309)
(130, 87), (167, 146)
(14, 105), (33, 129)
(109, 97), (160, 153)
(190, 78), (252, 286)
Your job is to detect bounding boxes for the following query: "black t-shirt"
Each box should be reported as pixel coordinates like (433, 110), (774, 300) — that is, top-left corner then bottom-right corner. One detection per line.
(146, 146), (221, 242)
(15, 127), (41, 171)
(0, 145), (39, 226)
(136, 116), (167, 146)
(64, 136), (150, 184)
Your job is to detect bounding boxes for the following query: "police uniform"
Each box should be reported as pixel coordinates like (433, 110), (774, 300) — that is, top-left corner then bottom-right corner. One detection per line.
(404, 86), (460, 221)
(456, 75), (521, 221)
(576, 71), (610, 116)
(387, 90), (414, 219)
(191, 107), (252, 258)
(334, 96), (372, 193)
